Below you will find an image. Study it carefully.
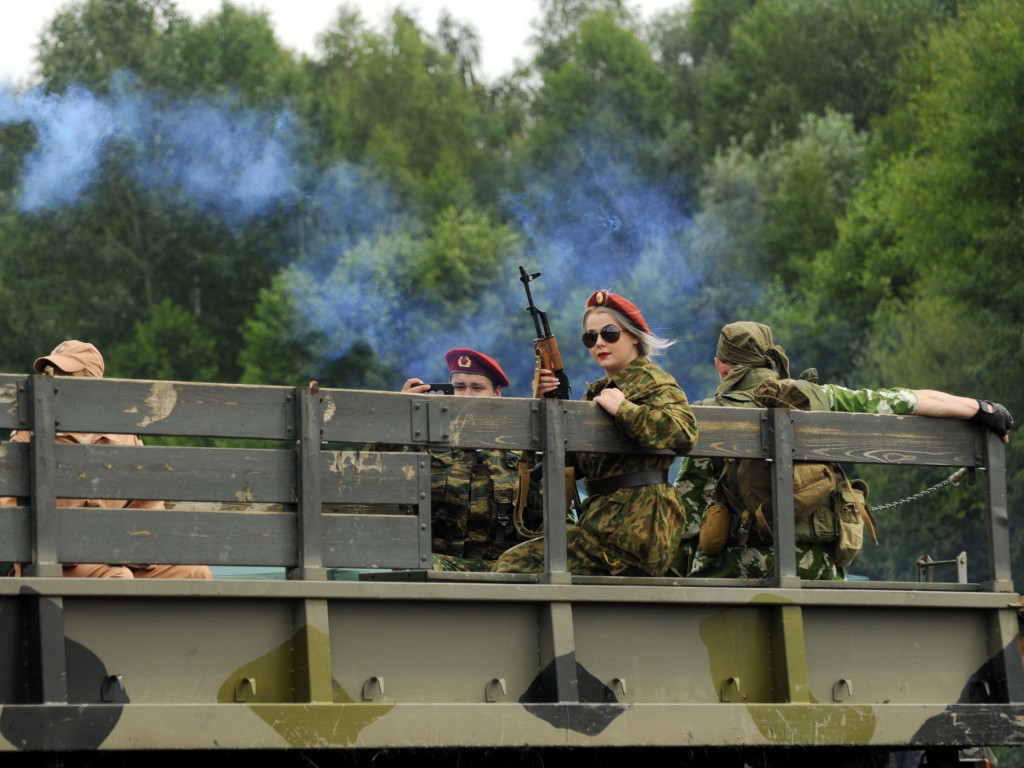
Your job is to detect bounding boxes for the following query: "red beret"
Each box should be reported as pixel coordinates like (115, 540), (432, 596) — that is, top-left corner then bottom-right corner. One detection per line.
(586, 290), (650, 334)
(444, 348), (510, 388)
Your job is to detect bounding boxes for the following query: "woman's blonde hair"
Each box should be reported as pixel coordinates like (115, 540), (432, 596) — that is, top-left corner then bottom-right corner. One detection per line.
(583, 305), (675, 358)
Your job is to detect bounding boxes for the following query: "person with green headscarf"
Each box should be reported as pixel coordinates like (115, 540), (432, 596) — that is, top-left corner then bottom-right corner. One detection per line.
(671, 321), (1014, 580)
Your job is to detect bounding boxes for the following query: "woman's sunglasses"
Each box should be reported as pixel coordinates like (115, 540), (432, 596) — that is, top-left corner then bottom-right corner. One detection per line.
(582, 325), (623, 348)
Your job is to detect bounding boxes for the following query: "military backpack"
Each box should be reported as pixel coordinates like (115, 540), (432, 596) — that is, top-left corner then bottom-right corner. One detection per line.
(698, 377), (875, 567)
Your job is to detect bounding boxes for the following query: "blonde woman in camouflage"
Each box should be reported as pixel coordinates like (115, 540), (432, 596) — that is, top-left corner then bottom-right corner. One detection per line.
(494, 290), (699, 576)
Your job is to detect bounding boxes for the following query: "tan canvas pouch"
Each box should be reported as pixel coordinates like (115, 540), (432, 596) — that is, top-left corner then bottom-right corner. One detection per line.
(833, 480), (869, 567)
(737, 460), (837, 526)
(699, 503), (732, 555)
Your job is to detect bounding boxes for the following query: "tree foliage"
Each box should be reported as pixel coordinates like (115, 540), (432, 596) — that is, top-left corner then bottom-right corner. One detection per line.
(693, 0), (953, 159)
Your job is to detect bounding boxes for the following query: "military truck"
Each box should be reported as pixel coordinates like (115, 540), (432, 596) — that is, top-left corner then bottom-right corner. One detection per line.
(0, 372), (1020, 767)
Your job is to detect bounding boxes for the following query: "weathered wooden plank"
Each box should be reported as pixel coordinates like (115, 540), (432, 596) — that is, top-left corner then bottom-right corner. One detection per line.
(680, 406), (766, 459)
(322, 513), (423, 569)
(36, 445), (429, 506)
(0, 506), (30, 562)
(0, 375), (23, 430)
(59, 508), (296, 565)
(0, 439), (28, 497)
(50, 443), (296, 503)
(789, 410), (979, 466)
(320, 451), (427, 504)
(320, 388), (540, 449)
(32, 507), (422, 568)
(1, 376), (988, 466)
(47, 377), (296, 439)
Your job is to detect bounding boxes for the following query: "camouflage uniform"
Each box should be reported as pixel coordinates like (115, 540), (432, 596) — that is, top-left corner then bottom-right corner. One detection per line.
(494, 356), (698, 576)
(428, 447), (537, 572)
(673, 367), (918, 580)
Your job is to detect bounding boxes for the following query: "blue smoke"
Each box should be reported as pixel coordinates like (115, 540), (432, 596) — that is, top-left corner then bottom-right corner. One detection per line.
(1, 79), (724, 400)
(492, 140), (715, 398)
(0, 78), (299, 227)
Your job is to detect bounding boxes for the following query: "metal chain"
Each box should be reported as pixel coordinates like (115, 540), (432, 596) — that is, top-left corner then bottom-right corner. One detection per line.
(868, 467), (972, 513)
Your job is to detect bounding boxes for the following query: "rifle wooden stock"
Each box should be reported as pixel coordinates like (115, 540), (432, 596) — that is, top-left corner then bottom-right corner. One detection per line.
(535, 337), (571, 400)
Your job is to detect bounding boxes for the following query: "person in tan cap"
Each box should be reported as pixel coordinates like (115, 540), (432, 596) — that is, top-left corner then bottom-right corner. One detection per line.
(2, 340), (212, 579)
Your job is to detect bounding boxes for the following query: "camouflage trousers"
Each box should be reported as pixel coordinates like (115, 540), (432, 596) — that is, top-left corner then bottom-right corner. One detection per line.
(491, 528), (656, 576)
(432, 553), (491, 572)
(673, 539), (845, 580)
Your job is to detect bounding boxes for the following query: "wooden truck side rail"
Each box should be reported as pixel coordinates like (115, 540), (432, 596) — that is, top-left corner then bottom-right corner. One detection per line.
(0, 373), (1019, 764)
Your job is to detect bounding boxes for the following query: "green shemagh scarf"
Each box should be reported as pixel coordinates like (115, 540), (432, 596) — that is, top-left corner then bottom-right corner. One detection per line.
(715, 321), (791, 394)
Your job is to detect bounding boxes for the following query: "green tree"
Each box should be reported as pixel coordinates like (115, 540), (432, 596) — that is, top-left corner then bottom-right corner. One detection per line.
(685, 111), (869, 338)
(238, 273), (323, 386)
(173, 2), (306, 103)
(525, 11), (673, 170)
(529, 0), (636, 73)
(111, 297), (219, 381)
(696, 0), (953, 160)
(415, 205), (519, 305)
(303, 9), (501, 217)
(38, 0), (187, 92)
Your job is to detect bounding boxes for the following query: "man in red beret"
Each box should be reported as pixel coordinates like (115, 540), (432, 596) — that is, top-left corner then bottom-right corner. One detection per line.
(401, 347), (510, 397)
(399, 348), (540, 571)
(1, 341), (212, 579)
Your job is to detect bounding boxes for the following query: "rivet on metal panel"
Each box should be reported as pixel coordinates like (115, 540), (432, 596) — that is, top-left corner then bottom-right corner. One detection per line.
(720, 677), (745, 702)
(832, 678), (853, 702)
(420, 524), (427, 531)
(605, 678), (627, 701)
(485, 678), (507, 702)
(101, 674), (125, 702)
(362, 676), (385, 702)
(234, 677), (256, 702)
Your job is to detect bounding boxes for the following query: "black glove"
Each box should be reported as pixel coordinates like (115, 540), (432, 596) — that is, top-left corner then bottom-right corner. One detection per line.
(970, 399), (1014, 439)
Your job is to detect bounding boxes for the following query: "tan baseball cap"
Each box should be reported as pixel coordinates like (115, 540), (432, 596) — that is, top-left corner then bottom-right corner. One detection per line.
(33, 340), (105, 378)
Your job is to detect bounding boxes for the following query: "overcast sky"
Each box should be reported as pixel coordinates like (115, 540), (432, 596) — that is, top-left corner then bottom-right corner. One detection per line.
(1, 0), (683, 88)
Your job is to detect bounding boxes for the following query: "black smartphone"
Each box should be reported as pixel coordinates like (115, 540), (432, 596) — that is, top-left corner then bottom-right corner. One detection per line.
(426, 382), (454, 395)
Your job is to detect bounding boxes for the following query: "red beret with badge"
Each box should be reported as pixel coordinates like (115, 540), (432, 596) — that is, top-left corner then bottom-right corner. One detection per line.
(444, 348), (510, 388)
(586, 290), (650, 334)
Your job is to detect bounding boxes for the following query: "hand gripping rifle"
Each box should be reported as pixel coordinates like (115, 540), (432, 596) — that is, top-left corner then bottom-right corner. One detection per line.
(519, 266), (571, 399)
(514, 266), (579, 538)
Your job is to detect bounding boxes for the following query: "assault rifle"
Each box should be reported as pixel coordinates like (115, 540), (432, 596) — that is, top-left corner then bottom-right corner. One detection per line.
(519, 266), (571, 400)
(515, 266), (579, 536)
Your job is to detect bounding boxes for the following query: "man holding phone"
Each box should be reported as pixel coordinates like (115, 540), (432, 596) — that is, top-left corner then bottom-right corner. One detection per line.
(400, 348), (508, 397)
(399, 349), (538, 571)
